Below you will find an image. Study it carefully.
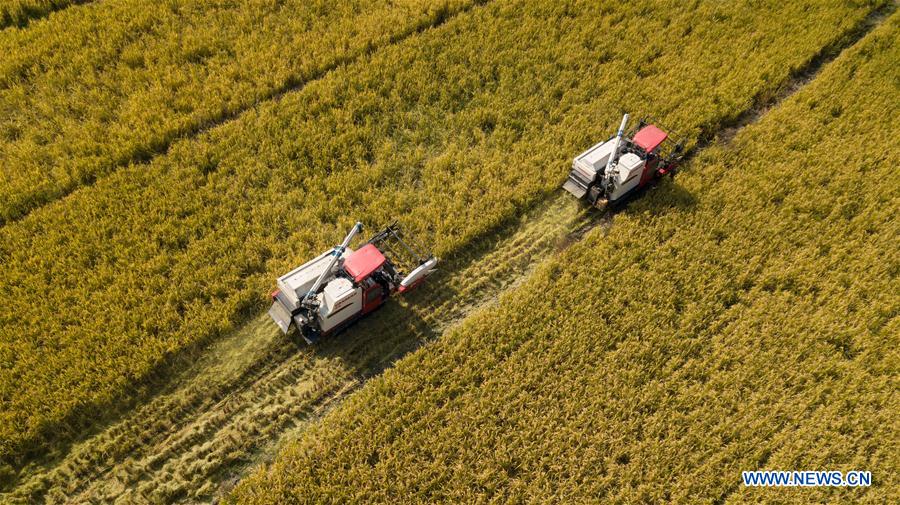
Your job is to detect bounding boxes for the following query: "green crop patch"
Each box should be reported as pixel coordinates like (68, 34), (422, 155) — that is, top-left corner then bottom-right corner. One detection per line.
(0, 0), (883, 474)
(229, 14), (899, 503)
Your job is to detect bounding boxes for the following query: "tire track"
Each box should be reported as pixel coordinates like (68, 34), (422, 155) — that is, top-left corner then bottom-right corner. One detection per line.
(2, 3), (892, 502)
(2, 194), (593, 504)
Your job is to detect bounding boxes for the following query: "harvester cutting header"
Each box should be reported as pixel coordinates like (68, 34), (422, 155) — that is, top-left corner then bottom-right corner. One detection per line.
(563, 113), (684, 206)
(268, 222), (438, 344)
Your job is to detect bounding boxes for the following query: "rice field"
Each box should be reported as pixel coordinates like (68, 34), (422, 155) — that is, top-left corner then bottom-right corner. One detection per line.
(0, 0), (477, 223)
(0, 0), (895, 502)
(229, 13), (900, 503)
(2, 194), (592, 504)
(0, 0), (80, 28)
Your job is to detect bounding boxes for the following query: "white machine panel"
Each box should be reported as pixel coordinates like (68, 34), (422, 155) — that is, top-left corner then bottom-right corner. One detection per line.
(609, 153), (645, 201)
(319, 277), (362, 332)
(276, 248), (353, 307)
(400, 257), (438, 289)
(268, 300), (293, 334)
(573, 138), (616, 181)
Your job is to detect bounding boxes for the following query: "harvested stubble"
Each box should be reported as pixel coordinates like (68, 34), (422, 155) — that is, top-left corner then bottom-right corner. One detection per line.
(0, 0), (884, 475)
(229, 15), (900, 504)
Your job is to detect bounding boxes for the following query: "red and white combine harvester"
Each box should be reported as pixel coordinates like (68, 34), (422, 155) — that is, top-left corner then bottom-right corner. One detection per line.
(563, 113), (684, 206)
(268, 222), (438, 344)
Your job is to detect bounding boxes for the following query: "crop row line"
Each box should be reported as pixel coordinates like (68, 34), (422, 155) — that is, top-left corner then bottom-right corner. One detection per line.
(0, 0), (489, 227)
(0, 0), (882, 478)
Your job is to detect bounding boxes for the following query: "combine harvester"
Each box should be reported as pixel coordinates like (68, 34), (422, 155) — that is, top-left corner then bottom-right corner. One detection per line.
(563, 113), (684, 206)
(270, 113), (674, 343)
(268, 222), (438, 344)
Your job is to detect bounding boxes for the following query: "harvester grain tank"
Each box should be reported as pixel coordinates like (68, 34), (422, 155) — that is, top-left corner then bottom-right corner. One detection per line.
(268, 222), (438, 343)
(563, 113), (684, 206)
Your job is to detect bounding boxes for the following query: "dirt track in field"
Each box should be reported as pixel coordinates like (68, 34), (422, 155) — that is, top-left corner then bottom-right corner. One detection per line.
(3, 194), (599, 504)
(3, 3), (893, 502)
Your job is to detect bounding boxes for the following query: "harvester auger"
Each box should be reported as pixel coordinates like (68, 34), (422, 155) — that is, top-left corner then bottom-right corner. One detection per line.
(267, 222), (438, 344)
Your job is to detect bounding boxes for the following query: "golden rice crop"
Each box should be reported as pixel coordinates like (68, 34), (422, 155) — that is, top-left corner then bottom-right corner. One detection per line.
(0, 0), (882, 474)
(0, 0), (475, 224)
(229, 14), (900, 504)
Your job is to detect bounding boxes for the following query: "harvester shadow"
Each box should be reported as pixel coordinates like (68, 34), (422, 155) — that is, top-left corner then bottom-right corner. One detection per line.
(310, 180), (698, 379)
(311, 257), (499, 383)
(648, 179), (695, 213)
(311, 193), (590, 385)
(611, 178), (696, 219)
(1, 194), (579, 498)
(312, 300), (434, 380)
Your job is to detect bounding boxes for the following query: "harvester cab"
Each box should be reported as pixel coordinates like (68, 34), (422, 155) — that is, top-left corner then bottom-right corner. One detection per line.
(563, 113), (684, 207)
(267, 222), (438, 344)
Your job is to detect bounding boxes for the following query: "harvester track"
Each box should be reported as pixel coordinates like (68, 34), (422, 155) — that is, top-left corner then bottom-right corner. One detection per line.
(3, 195), (593, 504)
(2, 3), (892, 502)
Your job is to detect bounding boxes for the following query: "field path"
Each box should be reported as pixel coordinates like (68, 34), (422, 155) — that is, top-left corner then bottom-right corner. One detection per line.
(2, 3), (893, 502)
(3, 194), (598, 504)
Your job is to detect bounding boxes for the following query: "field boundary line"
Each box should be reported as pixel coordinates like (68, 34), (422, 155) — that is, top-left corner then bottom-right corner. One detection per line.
(696, 2), (895, 150)
(2, 0), (891, 494)
(0, 0), (490, 227)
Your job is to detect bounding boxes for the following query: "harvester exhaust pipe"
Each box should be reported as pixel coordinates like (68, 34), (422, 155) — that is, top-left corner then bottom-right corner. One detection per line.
(302, 221), (362, 307)
(602, 113), (629, 188)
